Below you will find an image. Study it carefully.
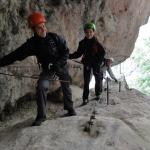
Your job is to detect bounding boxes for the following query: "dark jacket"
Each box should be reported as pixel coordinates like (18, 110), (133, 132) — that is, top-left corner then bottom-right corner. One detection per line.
(0, 32), (69, 70)
(69, 37), (105, 66)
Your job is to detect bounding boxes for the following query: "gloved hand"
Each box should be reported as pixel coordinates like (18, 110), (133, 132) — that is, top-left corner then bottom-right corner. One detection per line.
(114, 79), (118, 83)
(48, 63), (55, 72)
(69, 54), (73, 59)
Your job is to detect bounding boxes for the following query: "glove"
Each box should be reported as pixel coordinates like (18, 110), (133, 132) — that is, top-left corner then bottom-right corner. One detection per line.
(114, 79), (118, 83)
(48, 63), (55, 71)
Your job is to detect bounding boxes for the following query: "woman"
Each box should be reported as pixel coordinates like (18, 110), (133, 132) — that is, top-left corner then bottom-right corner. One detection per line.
(101, 58), (118, 82)
(69, 22), (105, 105)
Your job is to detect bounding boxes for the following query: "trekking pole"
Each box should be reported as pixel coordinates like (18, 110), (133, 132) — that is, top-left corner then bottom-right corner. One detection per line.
(106, 77), (109, 105)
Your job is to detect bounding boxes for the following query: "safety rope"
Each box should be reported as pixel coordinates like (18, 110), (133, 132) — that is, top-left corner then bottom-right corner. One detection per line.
(0, 72), (70, 83)
(0, 61), (83, 82)
(71, 60), (82, 64)
(0, 72), (39, 79)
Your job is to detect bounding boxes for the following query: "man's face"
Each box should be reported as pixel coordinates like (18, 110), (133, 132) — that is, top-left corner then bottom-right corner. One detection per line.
(84, 29), (95, 39)
(34, 23), (47, 38)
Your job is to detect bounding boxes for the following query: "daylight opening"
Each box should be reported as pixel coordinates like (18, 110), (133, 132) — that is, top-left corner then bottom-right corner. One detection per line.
(90, 17), (150, 96)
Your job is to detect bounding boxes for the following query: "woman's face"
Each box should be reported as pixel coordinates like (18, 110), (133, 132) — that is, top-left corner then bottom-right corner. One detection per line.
(84, 29), (95, 39)
(106, 59), (112, 65)
(34, 23), (47, 38)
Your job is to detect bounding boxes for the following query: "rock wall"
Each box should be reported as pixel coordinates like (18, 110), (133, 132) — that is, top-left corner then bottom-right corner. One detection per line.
(0, 0), (150, 112)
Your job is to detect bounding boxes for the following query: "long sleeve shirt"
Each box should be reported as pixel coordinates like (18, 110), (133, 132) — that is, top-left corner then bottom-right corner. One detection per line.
(69, 37), (105, 66)
(0, 32), (69, 70)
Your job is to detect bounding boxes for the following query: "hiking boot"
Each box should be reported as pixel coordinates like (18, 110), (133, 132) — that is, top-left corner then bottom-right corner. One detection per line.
(32, 117), (47, 126)
(62, 108), (77, 117)
(114, 79), (118, 83)
(82, 99), (89, 105)
(68, 108), (77, 116)
(95, 95), (101, 101)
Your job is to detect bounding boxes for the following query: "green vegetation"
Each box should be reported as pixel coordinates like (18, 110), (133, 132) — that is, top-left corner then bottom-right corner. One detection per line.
(130, 37), (150, 95)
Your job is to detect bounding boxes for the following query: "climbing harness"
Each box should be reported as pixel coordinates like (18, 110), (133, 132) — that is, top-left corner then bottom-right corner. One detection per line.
(71, 60), (82, 64)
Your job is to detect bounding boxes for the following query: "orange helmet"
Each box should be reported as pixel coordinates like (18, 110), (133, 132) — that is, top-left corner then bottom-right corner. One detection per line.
(28, 12), (46, 27)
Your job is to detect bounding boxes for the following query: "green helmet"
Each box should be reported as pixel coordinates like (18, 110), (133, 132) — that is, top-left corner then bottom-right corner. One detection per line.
(84, 22), (96, 31)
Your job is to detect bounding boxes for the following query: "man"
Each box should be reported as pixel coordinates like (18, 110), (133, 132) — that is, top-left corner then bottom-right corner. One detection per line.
(0, 12), (76, 126)
(69, 22), (105, 105)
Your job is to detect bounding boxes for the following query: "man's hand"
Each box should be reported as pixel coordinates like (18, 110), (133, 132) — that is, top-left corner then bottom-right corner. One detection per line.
(48, 63), (55, 71)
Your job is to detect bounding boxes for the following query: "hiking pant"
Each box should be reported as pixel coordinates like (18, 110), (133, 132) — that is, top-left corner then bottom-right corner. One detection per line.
(36, 65), (73, 119)
(83, 65), (102, 100)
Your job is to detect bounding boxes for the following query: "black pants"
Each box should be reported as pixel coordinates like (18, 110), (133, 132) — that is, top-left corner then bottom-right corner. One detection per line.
(36, 65), (73, 119)
(83, 65), (103, 100)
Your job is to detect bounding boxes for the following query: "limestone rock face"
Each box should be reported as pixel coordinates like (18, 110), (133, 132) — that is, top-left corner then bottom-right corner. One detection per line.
(0, 0), (150, 112)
